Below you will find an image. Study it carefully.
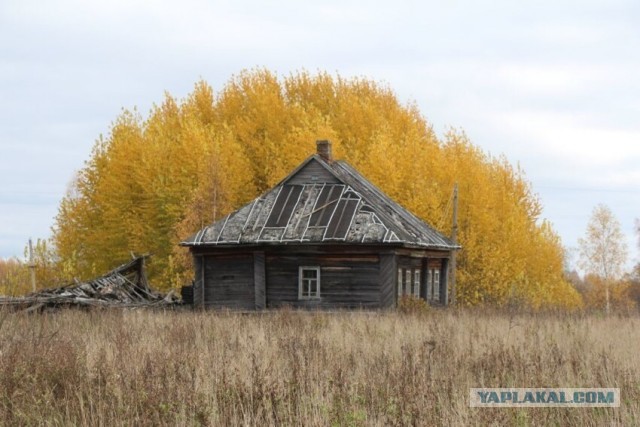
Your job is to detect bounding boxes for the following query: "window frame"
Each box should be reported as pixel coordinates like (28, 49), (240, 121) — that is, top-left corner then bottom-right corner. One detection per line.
(413, 270), (421, 297)
(433, 269), (440, 301)
(404, 270), (412, 296)
(298, 266), (321, 300)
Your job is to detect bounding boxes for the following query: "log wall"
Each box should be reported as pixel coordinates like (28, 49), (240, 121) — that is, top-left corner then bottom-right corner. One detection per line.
(191, 245), (451, 310)
(266, 251), (380, 309)
(203, 253), (255, 310)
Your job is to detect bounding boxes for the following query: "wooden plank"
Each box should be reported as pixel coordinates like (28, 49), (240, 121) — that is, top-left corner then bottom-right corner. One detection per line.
(420, 258), (429, 302)
(394, 248), (451, 258)
(191, 244), (402, 257)
(428, 259), (442, 269)
(287, 158), (341, 185)
(201, 256), (206, 309)
(379, 253), (396, 309)
(204, 254), (254, 310)
(254, 251), (266, 310)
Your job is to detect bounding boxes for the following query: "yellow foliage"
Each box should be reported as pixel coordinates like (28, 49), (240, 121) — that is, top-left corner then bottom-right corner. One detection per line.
(0, 258), (29, 295)
(582, 275), (635, 311)
(51, 70), (582, 309)
(0, 239), (63, 295)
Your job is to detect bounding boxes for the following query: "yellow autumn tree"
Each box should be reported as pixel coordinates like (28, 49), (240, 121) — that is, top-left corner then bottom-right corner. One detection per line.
(52, 69), (582, 309)
(0, 257), (29, 296)
(0, 239), (63, 295)
(582, 274), (635, 311)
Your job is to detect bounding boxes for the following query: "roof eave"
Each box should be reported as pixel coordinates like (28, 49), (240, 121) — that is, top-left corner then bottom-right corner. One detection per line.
(181, 240), (461, 251)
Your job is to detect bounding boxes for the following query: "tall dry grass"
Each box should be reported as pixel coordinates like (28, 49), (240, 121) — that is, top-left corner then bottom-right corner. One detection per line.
(0, 307), (638, 426)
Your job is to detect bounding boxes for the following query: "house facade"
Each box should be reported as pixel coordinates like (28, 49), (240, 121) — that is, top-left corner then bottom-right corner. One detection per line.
(181, 141), (459, 310)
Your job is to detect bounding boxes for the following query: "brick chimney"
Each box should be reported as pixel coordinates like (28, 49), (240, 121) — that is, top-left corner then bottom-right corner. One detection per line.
(316, 140), (333, 162)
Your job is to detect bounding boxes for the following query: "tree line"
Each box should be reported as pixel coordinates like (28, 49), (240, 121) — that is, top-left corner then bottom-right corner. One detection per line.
(3, 69), (634, 310)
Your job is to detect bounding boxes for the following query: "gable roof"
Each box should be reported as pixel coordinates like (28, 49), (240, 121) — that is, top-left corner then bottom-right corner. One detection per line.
(181, 154), (458, 250)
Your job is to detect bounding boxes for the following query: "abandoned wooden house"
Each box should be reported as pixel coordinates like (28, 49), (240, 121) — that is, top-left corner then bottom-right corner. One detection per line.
(181, 140), (459, 310)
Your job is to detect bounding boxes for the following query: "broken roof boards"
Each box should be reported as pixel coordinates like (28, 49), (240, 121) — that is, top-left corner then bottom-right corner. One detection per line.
(182, 149), (457, 250)
(0, 256), (178, 311)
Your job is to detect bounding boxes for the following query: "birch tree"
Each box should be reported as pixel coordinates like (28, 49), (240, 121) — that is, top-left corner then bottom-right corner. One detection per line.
(578, 204), (628, 313)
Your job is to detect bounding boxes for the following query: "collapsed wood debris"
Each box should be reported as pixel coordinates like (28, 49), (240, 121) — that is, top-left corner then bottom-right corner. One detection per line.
(0, 256), (179, 311)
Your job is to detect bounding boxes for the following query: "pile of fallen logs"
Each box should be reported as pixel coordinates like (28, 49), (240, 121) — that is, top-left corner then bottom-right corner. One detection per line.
(0, 256), (179, 311)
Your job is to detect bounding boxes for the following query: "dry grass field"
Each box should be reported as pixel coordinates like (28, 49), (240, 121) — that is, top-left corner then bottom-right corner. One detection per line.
(0, 307), (638, 426)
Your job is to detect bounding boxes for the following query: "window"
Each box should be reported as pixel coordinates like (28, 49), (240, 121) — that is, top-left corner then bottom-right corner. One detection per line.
(427, 270), (432, 300)
(397, 268), (403, 297)
(413, 270), (420, 297)
(299, 266), (320, 299)
(405, 270), (411, 295)
(433, 270), (440, 301)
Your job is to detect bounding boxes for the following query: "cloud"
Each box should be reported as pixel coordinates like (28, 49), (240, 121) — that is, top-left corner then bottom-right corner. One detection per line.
(495, 110), (640, 170)
(495, 63), (618, 98)
(0, 0), (638, 267)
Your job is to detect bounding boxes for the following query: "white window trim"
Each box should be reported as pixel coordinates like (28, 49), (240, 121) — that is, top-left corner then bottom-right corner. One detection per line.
(397, 268), (403, 298)
(413, 270), (420, 297)
(433, 270), (440, 301)
(298, 266), (321, 300)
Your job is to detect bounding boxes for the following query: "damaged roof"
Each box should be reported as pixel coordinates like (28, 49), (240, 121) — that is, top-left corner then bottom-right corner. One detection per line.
(0, 256), (178, 311)
(182, 152), (458, 250)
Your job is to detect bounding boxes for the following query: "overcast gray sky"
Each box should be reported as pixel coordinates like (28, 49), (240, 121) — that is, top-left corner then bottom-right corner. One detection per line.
(1, 0), (638, 270)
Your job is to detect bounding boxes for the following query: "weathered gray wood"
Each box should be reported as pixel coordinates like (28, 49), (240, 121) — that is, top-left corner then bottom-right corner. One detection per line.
(420, 258), (429, 302)
(204, 254), (254, 310)
(287, 158), (340, 185)
(180, 285), (193, 305)
(0, 256), (176, 311)
(266, 253), (379, 309)
(193, 244), (397, 256)
(395, 248), (451, 258)
(254, 251), (266, 310)
(193, 255), (204, 309)
(440, 258), (449, 305)
(379, 253), (396, 309)
(190, 243), (452, 311)
(426, 259), (441, 270)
